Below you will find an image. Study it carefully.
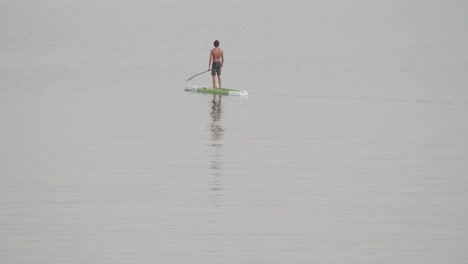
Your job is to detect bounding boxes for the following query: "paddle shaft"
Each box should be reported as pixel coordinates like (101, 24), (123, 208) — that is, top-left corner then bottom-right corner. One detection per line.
(186, 70), (210, 81)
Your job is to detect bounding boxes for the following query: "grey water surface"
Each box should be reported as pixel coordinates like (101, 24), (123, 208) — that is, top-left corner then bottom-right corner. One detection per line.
(1, 0), (468, 263)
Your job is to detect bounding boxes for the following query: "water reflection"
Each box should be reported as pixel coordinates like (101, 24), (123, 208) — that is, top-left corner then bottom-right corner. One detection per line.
(209, 95), (224, 205)
(208, 95), (224, 255)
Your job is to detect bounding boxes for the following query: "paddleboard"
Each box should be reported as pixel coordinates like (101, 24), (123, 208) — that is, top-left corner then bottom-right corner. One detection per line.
(185, 85), (248, 96)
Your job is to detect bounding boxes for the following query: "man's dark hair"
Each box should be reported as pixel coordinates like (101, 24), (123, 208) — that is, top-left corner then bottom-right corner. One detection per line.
(214, 40), (219, 47)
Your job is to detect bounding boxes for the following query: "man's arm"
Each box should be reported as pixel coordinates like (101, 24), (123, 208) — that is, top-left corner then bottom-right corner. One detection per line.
(208, 51), (213, 70)
(221, 50), (224, 66)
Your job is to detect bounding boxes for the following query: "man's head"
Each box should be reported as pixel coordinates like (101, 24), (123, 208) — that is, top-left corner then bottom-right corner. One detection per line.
(214, 40), (220, 47)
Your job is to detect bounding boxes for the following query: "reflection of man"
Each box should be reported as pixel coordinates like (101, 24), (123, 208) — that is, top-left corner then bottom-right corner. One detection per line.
(208, 40), (224, 89)
(211, 95), (223, 141)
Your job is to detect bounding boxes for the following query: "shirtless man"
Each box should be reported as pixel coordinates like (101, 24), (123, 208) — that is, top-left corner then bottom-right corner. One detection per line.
(208, 40), (224, 89)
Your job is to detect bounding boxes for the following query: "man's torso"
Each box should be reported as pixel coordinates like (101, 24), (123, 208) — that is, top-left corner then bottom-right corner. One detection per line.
(211, 47), (223, 62)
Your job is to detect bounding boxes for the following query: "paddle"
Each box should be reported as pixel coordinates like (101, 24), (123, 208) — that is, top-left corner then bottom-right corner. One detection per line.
(186, 70), (210, 81)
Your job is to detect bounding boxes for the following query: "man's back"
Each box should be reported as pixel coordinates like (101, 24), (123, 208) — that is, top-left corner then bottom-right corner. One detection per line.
(211, 47), (223, 62)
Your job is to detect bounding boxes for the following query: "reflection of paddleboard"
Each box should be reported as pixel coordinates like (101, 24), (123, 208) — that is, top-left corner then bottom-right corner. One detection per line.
(185, 85), (248, 96)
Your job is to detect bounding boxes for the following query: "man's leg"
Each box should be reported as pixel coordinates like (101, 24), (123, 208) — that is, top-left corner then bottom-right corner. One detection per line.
(212, 75), (217, 88)
(218, 75), (222, 89)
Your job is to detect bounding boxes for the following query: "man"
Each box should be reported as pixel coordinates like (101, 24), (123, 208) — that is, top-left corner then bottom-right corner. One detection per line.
(208, 40), (224, 89)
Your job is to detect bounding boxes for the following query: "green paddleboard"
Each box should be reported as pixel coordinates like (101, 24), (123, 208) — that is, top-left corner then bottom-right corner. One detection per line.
(185, 86), (248, 96)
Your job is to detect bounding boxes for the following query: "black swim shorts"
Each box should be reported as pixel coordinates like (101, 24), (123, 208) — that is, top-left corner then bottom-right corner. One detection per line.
(211, 62), (222, 76)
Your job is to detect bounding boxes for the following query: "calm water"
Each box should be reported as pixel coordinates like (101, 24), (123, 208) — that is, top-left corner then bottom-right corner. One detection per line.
(1, 0), (468, 263)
